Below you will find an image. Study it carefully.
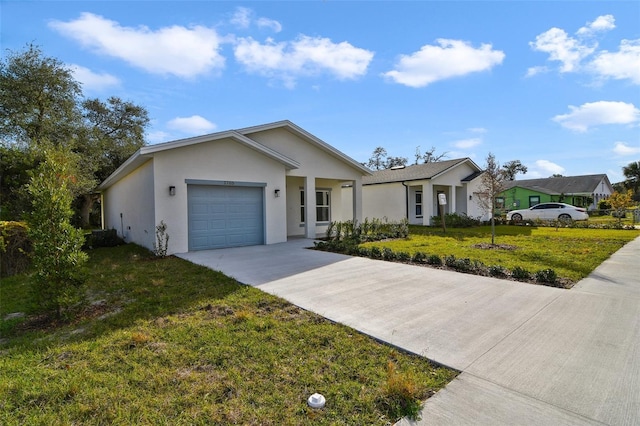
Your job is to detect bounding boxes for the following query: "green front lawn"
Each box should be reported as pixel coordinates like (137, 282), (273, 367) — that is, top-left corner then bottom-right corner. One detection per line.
(0, 244), (456, 425)
(361, 225), (640, 282)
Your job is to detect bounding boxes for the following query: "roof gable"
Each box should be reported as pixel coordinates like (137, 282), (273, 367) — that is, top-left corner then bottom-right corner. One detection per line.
(502, 174), (611, 195)
(363, 158), (481, 185)
(237, 120), (371, 175)
(98, 120), (369, 190)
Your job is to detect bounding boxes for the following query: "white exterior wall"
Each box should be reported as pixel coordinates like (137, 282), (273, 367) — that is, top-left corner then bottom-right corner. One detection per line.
(467, 177), (491, 221)
(251, 128), (365, 234)
(102, 160), (155, 250)
(362, 182), (407, 222)
(152, 138), (287, 254)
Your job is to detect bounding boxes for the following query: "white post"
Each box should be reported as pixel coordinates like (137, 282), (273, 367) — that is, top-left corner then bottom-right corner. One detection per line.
(304, 176), (316, 238)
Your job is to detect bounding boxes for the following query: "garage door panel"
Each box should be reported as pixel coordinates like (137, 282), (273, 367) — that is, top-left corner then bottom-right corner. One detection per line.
(188, 185), (264, 251)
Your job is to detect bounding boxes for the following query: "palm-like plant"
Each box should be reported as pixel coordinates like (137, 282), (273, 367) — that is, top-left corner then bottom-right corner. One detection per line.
(622, 161), (640, 199)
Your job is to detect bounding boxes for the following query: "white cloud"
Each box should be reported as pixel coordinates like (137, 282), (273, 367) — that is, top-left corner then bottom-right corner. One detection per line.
(468, 127), (487, 134)
(146, 130), (171, 144)
(383, 39), (505, 87)
(231, 7), (281, 33)
(234, 35), (373, 87)
(590, 39), (640, 84)
(528, 14), (638, 85)
(167, 115), (217, 135)
(535, 160), (565, 175)
(577, 14), (615, 36)
(452, 138), (482, 149)
(69, 64), (120, 92)
(257, 17), (282, 33)
(525, 65), (549, 77)
(49, 12), (225, 78)
(553, 101), (640, 132)
(230, 7), (252, 29)
(529, 27), (595, 73)
(613, 141), (640, 156)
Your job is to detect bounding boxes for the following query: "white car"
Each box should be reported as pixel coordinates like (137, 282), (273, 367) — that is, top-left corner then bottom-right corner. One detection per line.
(506, 202), (589, 222)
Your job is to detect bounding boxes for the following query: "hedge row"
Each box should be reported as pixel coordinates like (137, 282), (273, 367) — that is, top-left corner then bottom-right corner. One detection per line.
(314, 239), (567, 288)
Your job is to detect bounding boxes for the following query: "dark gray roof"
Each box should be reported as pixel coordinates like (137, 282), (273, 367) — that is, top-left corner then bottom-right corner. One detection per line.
(502, 174), (611, 195)
(363, 158), (479, 185)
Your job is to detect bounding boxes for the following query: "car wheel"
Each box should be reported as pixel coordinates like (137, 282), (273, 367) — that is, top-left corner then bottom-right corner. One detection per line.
(511, 213), (522, 222)
(558, 214), (572, 223)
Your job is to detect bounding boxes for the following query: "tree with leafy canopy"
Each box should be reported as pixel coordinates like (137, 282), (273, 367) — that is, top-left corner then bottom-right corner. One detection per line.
(608, 190), (634, 221)
(475, 153), (505, 245)
(27, 148), (88, 319)
(501, 160), (528, 181)
(0, 44), (149, 226)
(622, 161), (639, 200)
(366, 146), (388, 170)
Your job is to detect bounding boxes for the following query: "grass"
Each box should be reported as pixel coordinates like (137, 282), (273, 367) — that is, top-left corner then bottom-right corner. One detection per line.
(361, 225), (640, 282)
(0, 244), (456, 425)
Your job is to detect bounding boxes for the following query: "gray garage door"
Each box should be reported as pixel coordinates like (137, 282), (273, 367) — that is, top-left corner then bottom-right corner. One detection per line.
(188, 185), (264, 251)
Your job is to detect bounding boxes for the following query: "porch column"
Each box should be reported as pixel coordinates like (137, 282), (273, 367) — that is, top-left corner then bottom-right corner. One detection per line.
(304, 176), (316, 238)
(422, 183), (433, 226)
(352, 179), (363, 224)
(450, 186), (456, 214)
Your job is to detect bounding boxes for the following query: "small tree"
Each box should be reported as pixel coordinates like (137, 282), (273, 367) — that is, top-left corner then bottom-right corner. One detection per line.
(475, 153), (505, 245)
(608, 190), (634, 222)
(27, 149), (87, 319)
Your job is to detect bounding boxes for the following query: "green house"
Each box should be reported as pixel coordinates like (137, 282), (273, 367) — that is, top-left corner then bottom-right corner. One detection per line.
(497, 174), (613, 212)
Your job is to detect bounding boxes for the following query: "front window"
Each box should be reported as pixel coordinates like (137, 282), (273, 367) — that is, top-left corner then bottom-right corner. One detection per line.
(495, 197), (505, 209)
(529, 196), (540, 207)
(300, 189), (331, 223)
(316, 190), (330, 222)
(415, 191), (423, 217)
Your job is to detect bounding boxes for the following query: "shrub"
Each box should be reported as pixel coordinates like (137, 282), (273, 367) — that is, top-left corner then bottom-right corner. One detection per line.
(452, 258), (472, 272)
(444, 255), (457, 268)
(369, 246), (382, 259)
(397, 251), (411, 262)
(511, 266), (531, 281)
(27, 150), (88, 319)
(427, 254), (443, 266)
(411, 251), (427, 263)
(535, 268), (557, 284)
(430, 213), (481, 228)
(489, 265), (507, 278)
(85, 228), (123, 249)
(153, 220), (170, 258)
(382, 247), (396, 261)
(0, 221), (31, 277)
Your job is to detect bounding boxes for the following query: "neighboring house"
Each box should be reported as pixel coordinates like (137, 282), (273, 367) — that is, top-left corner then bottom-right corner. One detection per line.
(98, 120), (371, 254)
(498, 174), (613, 211)
(343, 158), (488, 225)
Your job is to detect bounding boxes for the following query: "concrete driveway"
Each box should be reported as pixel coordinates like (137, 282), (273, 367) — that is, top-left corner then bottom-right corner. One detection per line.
(177, 236), (640, 425)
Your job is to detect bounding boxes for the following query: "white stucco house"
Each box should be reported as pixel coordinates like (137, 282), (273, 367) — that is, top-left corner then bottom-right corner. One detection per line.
(343, 158), (489, 225)
(98, 120), (371, 254)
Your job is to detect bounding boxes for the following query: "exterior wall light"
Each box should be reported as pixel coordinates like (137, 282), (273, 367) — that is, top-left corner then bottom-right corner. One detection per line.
(274, 189), (280, 198)
(169, 186), (176, 196)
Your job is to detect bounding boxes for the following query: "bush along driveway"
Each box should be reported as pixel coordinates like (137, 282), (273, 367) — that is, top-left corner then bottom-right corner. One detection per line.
(314, 221), (640, 288)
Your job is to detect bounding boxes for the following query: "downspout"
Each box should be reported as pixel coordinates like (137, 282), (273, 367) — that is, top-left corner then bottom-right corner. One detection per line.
(402, 182), (409, 220)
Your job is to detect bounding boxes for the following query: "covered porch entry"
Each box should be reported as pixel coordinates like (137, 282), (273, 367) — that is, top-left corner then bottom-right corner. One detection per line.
(285, 175), (362, 238)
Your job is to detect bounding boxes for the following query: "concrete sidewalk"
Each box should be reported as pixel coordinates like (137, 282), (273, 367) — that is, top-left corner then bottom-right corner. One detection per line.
(177, 236), (640, 425)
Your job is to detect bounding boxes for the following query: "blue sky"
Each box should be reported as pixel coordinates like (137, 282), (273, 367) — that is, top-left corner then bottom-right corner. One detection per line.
(2, 1), (639, 182)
